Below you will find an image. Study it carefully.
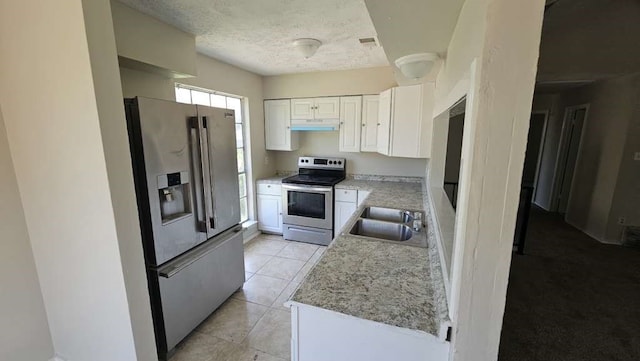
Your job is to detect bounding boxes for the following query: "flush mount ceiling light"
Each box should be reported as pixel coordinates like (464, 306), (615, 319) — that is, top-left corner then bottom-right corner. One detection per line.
(394, 53), (439, 79)
(293, 38), (322, 59)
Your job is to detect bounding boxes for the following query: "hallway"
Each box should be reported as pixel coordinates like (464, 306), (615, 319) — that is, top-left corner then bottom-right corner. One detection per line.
(499, 207), (640, 361)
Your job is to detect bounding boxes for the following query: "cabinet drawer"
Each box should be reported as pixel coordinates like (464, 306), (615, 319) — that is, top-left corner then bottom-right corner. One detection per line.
(257, 183), (281, 196)
(335, 189), (357, 203)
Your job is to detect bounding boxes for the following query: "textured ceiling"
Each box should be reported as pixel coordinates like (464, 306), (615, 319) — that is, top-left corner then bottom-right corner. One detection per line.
(116, 0), (389, 75)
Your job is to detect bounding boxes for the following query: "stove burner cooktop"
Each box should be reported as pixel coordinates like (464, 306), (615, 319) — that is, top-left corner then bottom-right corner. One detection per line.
(282, 156), (346, 187)
(282, 174), (345, 186)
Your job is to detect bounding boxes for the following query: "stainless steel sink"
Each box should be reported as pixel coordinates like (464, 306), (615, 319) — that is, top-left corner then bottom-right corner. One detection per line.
(360, 206), (414, 224)
(349, 219), (413, 242)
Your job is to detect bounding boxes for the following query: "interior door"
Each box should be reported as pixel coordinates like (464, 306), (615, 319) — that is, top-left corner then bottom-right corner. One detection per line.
(557, 107), (586, 213)
(198, 105), (241, 237)
(522, 113), (547, 204)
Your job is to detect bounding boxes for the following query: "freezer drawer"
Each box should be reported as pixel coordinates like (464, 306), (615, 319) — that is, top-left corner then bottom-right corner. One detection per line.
(155, 226), (245, 355)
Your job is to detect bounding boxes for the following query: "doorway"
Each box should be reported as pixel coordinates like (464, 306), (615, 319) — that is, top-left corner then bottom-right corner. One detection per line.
(552, 105), (588, 213)
(523, 111), (549, 196)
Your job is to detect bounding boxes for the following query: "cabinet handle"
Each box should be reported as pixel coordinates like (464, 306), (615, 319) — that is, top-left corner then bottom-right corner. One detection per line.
(340, 121), (344, 125)
(267, 185), (271, 188)
(362, 123), (366, 127)
(377, 123), (381, 126)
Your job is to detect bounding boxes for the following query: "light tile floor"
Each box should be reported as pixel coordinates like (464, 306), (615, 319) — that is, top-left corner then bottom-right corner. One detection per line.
(170, 234), (326, 361)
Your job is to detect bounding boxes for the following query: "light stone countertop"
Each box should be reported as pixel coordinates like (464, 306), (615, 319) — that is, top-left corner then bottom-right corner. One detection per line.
(291, 179), (449, 337)
(256, 175), (288, 184)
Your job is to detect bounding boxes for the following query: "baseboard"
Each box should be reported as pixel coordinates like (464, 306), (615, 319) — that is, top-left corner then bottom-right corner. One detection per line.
(564, 218), (623, 245)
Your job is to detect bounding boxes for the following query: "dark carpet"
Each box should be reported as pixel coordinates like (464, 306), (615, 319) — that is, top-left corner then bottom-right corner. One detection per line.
(498, 207), (640, 361)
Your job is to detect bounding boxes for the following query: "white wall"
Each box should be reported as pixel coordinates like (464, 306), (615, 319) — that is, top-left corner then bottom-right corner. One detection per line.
(82, 0), (158, 359)
(426, 0), (545, 360)
(559, 74), (640, 244)
(0, 107), (54, 361)
(609, 107), (640, 238)
(263, 67), (428, 176)
(111, 0), (197, 77)
(0, 1), (139, 360)
(263, 66), (396, 98)
(120, 67), (176, 101)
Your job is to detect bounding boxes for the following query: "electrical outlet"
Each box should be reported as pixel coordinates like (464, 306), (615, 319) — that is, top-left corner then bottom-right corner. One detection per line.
(634, 152), (640, 161)
(618, 217), (626, 225)
(264, 155), (269, 165)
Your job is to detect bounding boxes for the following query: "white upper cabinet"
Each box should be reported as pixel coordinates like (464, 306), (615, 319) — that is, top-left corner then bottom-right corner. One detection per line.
(360, 95), (379, 152)
(264, 99), (299, 151)
(377, 84), (434, 158)
(291, 97), (340, 120)
(339, 96), (362, 153)
(377, 89), (392, 155)
(315, 97), (340, 119)
(290, 98), (315, 119)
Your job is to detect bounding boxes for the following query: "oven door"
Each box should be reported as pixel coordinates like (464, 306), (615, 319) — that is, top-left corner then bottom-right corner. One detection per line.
(282, 184), (333, 230)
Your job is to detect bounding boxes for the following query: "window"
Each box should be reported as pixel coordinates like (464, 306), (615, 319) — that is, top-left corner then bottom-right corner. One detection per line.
(175, 84), (250, 222)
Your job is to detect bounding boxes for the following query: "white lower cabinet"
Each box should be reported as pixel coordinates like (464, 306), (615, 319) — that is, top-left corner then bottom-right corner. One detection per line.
(334, 189), (370, 234)
(289, 303), (449, 361)
(256, 182), (283, 234)
(357, 190), (370, 206)
(334, 200), (357, 234)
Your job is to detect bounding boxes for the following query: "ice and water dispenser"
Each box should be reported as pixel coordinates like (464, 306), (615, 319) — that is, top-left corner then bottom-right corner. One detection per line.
(157, 171), (192, 224)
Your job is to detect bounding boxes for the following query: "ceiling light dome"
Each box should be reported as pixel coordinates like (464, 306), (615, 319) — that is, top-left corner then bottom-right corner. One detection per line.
(293, 38), (322, 59)
(395, 53), (439, 79)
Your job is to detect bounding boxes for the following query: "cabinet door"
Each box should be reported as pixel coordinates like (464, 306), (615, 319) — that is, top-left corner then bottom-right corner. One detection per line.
(360, 95), (379, 152)
(291, 98), (315, 119)
(334, 201), (357, 234)
(377, 89), (392, 155)
(390, 84), (423, 158)
(338, 96), (362, 153)
(265, 100), (297, 151)
(314, 97), (340, 119)
(257, 194), (283, 234)
(357, 190), (371, 206)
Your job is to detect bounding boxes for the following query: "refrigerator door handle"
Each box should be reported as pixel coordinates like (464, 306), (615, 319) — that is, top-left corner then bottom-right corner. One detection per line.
(189, 117), (208, 233)
(202, 116), (216, 231)
(158, 225), (243, 278)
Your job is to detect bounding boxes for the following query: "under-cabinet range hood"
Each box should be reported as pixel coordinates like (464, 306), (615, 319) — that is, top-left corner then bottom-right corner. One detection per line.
(291, 118), (340, 131)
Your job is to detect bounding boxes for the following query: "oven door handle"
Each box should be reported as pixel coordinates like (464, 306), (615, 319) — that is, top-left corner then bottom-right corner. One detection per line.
(282, 184), (333, 193)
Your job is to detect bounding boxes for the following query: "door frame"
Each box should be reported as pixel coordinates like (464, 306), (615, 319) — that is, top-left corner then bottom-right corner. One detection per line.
(530, 110), (550, 205)
(550, 103), (590, 213)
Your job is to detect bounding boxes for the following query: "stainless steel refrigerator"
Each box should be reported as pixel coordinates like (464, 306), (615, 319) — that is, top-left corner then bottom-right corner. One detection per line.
(125, 97), (245, 360)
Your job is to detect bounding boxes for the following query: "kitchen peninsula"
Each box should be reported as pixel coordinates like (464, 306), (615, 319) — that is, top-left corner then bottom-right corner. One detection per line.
(286, 178), (450, 361)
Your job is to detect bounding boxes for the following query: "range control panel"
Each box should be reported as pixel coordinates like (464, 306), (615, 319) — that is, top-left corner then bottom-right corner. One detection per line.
(298, 156), (346, 170)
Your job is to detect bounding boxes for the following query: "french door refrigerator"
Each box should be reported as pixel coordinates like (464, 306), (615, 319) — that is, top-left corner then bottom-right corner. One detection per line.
(125, 97), (245, 360)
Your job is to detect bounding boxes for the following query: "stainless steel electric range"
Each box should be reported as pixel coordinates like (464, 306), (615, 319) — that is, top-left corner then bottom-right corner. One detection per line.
(281, 156), (346, 246)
